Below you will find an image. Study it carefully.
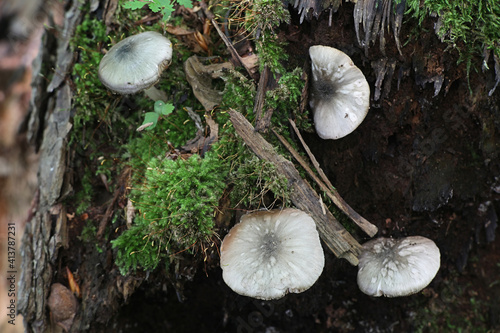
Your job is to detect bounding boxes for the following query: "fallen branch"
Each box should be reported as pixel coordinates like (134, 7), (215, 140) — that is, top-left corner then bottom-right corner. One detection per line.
(229, 109), (362, 265)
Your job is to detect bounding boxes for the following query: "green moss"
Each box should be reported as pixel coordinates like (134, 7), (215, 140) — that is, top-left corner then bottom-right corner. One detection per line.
(112, 152), (228, 274)
(265, 67), (304, 114)
(70, 15), (115, 142)
(68, 12), (139, 216)
(228, 155), (290, 207)
(249, 0), (290, 30)
(256, 30), (289, 74)
(74, 167), (94, 215)
(220, 69), (257, 113)
(78, 219), (98, 242)
(406, 0), (500, 74)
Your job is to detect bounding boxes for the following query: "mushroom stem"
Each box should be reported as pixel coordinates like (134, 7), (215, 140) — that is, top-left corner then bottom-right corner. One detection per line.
(144, 86), (168, 102)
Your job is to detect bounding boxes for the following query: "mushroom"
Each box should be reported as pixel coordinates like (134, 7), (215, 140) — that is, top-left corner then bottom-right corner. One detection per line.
(357, 236), (440, 297)
(220, 208), (324, 300)
(309, 45), (370, 140)
(98, 31), (172, 101)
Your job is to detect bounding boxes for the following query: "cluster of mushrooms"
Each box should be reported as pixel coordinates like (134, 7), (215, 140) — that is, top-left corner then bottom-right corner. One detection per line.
(221, 209), (440, 300)
(220, 46), (440, 300)
(97, 32), (440, 300)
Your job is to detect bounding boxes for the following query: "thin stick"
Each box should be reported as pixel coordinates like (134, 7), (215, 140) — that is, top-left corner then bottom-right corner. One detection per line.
(283, 120), (378, 237)
(211, 19), (258, 81)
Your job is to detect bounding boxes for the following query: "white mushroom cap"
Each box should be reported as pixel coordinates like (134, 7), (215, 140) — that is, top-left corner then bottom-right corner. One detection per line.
(357, 236), (440, 297)
(309, 45), (370, 140)
(220, 208), (325, 300)
(98, 31), (172, 94)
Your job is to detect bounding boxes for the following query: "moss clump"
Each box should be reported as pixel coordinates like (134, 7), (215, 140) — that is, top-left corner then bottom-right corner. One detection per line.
(228, 155), (290, 207)
(265, 67), (304, 113)
(112, 152), (228, 274)
(220, 69), (257, 114)
(74, 167), (94, 215)
(407, 0), (500, 74)
(256, 30), (289, 74)
(410, 269), (492, 332)
(70, 15), (115, 141)
(68, 12), (138, 216)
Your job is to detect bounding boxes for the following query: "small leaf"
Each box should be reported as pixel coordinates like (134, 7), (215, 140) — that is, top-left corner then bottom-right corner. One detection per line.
(122, 1), (148, 10)
(156, 0), (172, 7)
(154, 100), (174, 115)
(150, 0), (171, 12)
(149, 3), (161, 12)
(176, 0), (193, 9)
(142, 112), (160, 130)
(160, 3), (175, 20)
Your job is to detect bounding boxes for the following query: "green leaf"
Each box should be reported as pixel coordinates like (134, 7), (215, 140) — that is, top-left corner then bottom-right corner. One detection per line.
(156, 0), (171, 6)
(150, 0), (172, 12)
(160, 3), (175, 20)
(176, 0), (193, 8)
(142, 112), (159, 130)
(122, 1), (148, 10)
(148, 3), (161, 12)
(154, 100), (174, 115)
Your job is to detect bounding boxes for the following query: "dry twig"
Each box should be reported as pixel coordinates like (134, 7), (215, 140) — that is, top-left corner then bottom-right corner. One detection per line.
(211, 19), (259, 81)
(276, 120), (378, 237)
(229, 109), (362, 265)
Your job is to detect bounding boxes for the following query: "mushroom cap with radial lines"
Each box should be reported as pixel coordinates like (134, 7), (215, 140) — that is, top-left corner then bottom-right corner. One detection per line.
(357, 236), (440, 297)
(220, 208), (325, 300)
(309, 45), (370, 140)
(98, 31), (172, 94)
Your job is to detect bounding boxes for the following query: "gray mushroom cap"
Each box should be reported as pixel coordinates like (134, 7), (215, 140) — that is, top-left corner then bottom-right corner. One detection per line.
(309, 45), (370, 140)
(98, 31), (172, 94)
(220, 208), (325, 300)
(357, 236), (440, 297)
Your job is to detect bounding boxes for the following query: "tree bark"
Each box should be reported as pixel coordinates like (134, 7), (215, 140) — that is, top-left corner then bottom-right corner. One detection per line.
(19, 1), (132, 332)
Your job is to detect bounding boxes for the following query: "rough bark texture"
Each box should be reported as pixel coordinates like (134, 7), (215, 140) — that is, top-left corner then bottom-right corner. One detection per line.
(18, 1), (133, 332)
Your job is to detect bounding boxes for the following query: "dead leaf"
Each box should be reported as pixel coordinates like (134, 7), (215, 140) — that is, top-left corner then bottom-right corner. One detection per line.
(66, 266), (81, 298)
(126, 199), (135, 228)
(165, 24), (195, 36)
(184, 56), (233, 111)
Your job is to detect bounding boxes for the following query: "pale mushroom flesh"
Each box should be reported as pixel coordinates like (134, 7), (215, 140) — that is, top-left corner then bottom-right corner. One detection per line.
(357, 236), (440, 297)
(220, 208), (325, 300)
(309, 45), (370, 140)
(98, 31), (172, 96)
